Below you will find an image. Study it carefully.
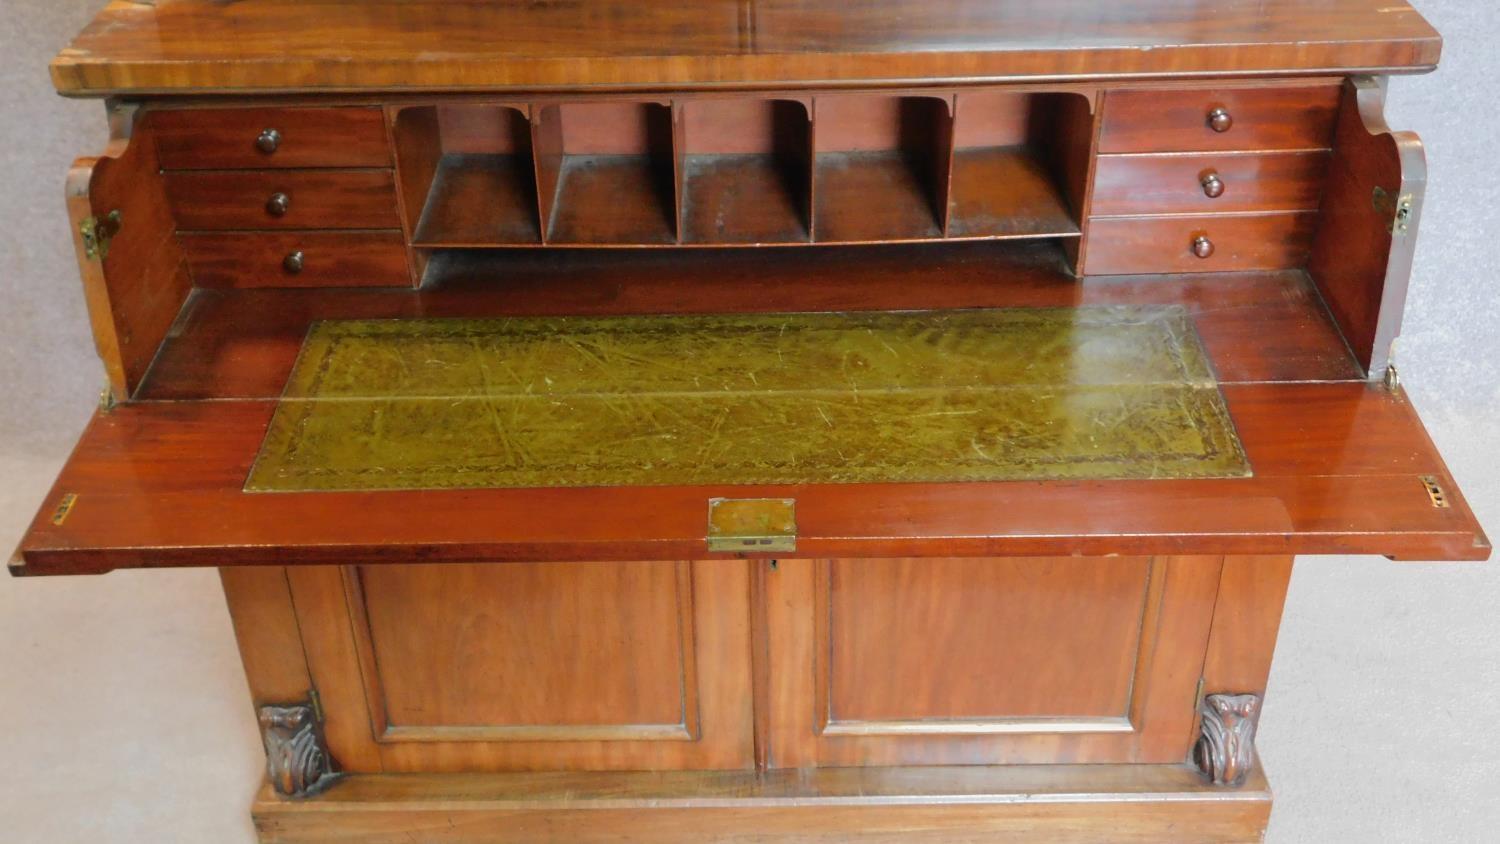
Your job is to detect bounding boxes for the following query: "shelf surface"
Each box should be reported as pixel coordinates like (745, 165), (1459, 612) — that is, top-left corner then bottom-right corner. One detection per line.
(52, 1), (1441, 96)
(548, 156), (676, 244)
(947, 148), (1080, 239)
(682, 154), (809, 245)
(11, 244), (1487, 573)
(413, 154), (541, 246)
(815, 152), (942, 243)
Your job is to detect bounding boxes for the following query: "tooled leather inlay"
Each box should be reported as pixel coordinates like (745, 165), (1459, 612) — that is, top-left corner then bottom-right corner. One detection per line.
(245, 306), (1250, 491)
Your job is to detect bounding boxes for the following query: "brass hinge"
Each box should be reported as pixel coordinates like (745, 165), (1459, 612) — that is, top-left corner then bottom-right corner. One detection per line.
(1383, 363), (1401, 392)
(308, 687), (326, 723)
(80, 209), (122, 261)
(1372, 186), (1414, 236)
(707, 498), (797, 553)
(98, 385), (118, 413)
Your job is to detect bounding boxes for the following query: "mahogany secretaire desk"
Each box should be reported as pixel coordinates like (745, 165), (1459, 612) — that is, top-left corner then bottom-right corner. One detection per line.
(10, 1), (1490, 841)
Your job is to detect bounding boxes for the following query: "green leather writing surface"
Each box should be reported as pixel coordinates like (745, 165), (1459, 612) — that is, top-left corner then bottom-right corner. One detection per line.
(247, 307), (1249, 491)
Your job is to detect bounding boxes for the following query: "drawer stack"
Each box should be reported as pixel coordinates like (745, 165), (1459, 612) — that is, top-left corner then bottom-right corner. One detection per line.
(157, 107), (411, 288)
(1082, 85), (1341, 275)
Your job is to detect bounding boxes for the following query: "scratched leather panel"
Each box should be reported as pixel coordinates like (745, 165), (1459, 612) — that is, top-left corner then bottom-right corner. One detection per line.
(245, 307), (1250, 491)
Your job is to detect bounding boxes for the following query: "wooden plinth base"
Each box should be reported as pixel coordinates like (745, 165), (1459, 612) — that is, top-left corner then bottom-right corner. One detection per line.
(252, 762), (1272, 843)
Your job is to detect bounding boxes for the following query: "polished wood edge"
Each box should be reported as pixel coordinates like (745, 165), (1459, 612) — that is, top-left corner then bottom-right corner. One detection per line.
(51, 59), (1440, 100)
(251, 762), (1272, 806)
(249, 764), (1272, 842)
(376, 724), (695, 744)
(116, 77), (1352, 111)
(820, 716), (1135, 737)
(19, 530), (1489, 577)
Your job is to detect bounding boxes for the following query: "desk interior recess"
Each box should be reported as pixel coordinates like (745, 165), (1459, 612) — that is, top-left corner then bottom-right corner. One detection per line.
(13, 74), (1489, 575)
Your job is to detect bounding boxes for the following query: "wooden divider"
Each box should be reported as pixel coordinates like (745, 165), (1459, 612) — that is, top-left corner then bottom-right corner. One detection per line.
(390, 90), (1091, 253)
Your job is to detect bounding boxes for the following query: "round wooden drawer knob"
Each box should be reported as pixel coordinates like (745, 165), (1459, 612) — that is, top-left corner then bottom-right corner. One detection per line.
(266, 192), (291, 217)
(1201, 171), (1225, 198)
(257, 128), (282, 155)
(1192, 236), (1215, 259)
(282, 250), (305, 274)
(1207, 107), (1233, 133)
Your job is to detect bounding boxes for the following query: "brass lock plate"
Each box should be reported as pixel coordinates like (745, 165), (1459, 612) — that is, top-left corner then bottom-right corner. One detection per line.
(707, 498), (796, 553)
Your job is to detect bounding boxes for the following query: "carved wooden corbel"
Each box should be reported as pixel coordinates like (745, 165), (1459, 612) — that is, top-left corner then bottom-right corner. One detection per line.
(258, 701), (339, 798)
(1194, 693), (1260, 787)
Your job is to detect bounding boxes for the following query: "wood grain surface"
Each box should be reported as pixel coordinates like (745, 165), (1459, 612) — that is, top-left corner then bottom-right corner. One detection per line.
(51, 0), (1440, 96)
(250, 764), (1272, 842)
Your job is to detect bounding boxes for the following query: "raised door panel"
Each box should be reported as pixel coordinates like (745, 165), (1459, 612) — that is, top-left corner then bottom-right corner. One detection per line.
(825, 557), (1147, 730)
(767, 556), (1222, 767)
(288, 560), (754, 772)
(355, 561), (696, 742)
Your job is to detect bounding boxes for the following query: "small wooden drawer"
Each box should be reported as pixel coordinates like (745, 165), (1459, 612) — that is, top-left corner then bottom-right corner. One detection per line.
(1098, 86), (1341, 153)
(152, 107), (392, 170)
(165, 170), (401, 230)
(179, 231), (411, 288)
(1083, 213), (1318, 275)
(1091, 151), (1331, 216)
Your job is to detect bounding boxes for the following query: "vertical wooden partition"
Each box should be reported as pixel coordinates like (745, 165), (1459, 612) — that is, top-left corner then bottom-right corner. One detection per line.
(812, 95), (954, 242)
(390, 89), (1093, 257)
(534, 101), (677, 244)
(949, 91), (1091, 240)
(394, 104), (541, 248)
(677, 99), (812, 244)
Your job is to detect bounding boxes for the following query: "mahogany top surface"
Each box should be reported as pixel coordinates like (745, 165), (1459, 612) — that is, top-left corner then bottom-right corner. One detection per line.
(52, 0), (1441, 97)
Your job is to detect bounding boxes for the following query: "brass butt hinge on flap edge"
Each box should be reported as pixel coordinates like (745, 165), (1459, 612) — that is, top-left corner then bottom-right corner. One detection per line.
(80, 209), (122, 261)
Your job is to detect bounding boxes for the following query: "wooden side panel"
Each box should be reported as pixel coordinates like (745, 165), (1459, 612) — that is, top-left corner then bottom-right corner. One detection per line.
(287, 561), (755, 773)
(66, 105), (192, 402)
(390, 105), (441, 244)
(1201, 556), (1295, 697)
(767, 556), (1223, 768)
(284, 566), (385, 773)
(1307, 76), (1425, 377)
(219, 566), (312, 706)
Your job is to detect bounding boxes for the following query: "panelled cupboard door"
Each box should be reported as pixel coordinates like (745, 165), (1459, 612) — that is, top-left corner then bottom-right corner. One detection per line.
(765, 556), (1222, 767)
(286, 560), (755, 772)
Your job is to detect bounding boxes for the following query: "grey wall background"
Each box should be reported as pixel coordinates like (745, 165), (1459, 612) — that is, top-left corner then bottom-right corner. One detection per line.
(1, 2), (1495, 841)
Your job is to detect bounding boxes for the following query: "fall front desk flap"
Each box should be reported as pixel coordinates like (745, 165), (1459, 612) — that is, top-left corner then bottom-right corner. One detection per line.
(245, 306), (1250, 492)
